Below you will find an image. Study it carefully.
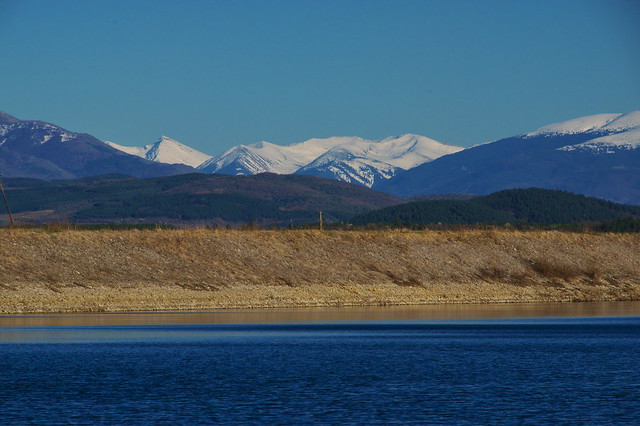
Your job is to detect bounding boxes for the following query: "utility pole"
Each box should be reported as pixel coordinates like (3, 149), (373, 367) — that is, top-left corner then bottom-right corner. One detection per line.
(317, 210), (323, 230)
(0, 176), (14, 228)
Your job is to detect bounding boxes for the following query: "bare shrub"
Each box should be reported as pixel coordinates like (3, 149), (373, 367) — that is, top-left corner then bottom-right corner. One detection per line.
(586, 267), (603, 285)
(367, 264), (423, 287)
(478, 265), (509, 281)
(396, 276), (422, 287)
(279, 277), (299, 287)
(478, 265), (534, 287)
(530, 258), (581, 281)
(175, 282), (219, 291)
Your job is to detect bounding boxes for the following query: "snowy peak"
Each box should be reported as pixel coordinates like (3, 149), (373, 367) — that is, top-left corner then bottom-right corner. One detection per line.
(145, 136), (213, 167)
(197, 141), (299, 175)
(529, 113), (622, 136)
(301, 134), (461, 170)
(519, 111), (640, 154)
(199, 133), (462, 187)
(378, 110), (640, 204)
(373, 134), (464, 168)
(287, 136), (369, 159)
(197, 136), (365, 175)
(295, 134), (463, 187)
(105, 136), (213, 168)
(528, 111), (640, 136)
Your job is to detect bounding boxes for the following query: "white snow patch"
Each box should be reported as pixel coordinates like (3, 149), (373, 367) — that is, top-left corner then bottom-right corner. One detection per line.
(558, 128), (640, 152)
(528, 114), (622, 136)
(528, 111), (640, 136)
(293, 134), (462, 186)
(198, 137), (363, 174)
(200, 133), (463, 186)
(600, 111), (640, 132)
(59, 131), (75, 143)
(106, 136), (213, 168)
(146, 136), (213, 167)
(105, 141), (151, 157)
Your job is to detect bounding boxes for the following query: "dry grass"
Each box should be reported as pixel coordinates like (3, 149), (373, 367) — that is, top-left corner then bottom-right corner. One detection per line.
(530, 258), (583, 281)
(0, 228), (639, 313)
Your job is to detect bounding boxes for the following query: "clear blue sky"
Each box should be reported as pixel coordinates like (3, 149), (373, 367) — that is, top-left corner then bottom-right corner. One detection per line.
(1, 0), (638, 154)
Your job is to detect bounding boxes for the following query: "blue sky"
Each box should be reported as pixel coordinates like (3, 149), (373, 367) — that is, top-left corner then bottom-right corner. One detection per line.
(1, 0), (638, 154)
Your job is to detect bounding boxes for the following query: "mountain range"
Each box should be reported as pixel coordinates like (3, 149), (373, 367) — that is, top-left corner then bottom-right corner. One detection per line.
(378, 111), (640, 204)
(112, 133), (463, 188)
(1, 109), (639, 205)
(294, 134), (463, 187)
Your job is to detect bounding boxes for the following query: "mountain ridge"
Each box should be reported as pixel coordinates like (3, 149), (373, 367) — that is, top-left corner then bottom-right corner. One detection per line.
(3, 109), (639, 205)
(0, 113), (195, 180)
(199, 134), (462, 187)
(295, 134), (462, 187)
(377, 111), (640, 204)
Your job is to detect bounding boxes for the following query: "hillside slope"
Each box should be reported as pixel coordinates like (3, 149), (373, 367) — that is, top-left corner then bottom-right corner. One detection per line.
(351, 188), (640, 226)
(1, 173), (401, 226)
(1, 229), (638, 313)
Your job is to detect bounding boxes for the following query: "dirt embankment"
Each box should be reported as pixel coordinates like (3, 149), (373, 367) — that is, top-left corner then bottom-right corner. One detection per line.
(0, 229), (638, 313)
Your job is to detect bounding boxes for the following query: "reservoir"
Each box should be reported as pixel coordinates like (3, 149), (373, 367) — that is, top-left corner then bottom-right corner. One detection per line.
(2, 302), (640, 424)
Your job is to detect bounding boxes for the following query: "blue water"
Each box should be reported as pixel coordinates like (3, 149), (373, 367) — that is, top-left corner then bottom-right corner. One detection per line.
(2, 317), (640, 424)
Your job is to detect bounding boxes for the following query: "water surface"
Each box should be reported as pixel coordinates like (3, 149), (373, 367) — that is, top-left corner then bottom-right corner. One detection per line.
(2, 302), (640, 424)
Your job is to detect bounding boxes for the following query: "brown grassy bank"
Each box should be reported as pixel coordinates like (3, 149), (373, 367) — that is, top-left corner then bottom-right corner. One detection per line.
(1, 228), (639, 313)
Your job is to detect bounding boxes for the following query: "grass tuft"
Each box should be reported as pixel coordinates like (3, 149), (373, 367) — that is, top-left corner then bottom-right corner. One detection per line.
(530, 258), (582, 281)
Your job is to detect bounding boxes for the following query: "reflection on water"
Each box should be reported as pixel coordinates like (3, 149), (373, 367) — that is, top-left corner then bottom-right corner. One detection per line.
(1, 301), (640, 327)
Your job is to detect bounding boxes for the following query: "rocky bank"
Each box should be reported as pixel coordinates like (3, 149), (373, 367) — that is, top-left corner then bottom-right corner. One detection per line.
(1, 229), (638, 313)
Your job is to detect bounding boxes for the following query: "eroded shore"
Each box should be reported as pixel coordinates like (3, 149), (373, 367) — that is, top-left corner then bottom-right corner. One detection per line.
(1, 229), (639, 313)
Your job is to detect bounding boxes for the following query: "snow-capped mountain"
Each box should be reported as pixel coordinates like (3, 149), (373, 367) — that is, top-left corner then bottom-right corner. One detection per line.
(0, 115), (77, 147)
(538, 111), (640, 153)
(296, 134), (463, 187)
(528, 111), (640, 137)
(378, 111), (640, 204)
(0, 110), (462, 186)
(197, 137), (365, 175)
(558, 128), (640, 153)
(199, 134), (462, 187)
(0, 112), (194, 180)
(106, 136), (213, 168)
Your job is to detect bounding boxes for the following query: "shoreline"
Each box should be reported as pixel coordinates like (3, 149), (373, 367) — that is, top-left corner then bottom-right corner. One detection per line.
(1, 229), (639, 314)
(3, 301), (640, 328)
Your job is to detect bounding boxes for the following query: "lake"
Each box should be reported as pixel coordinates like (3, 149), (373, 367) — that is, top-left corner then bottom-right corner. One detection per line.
(2, 302), (640, 424)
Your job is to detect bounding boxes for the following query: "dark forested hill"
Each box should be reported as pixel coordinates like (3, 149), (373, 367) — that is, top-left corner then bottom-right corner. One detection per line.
(350, 188), (640, 227)
(0, 173), (401, 226)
